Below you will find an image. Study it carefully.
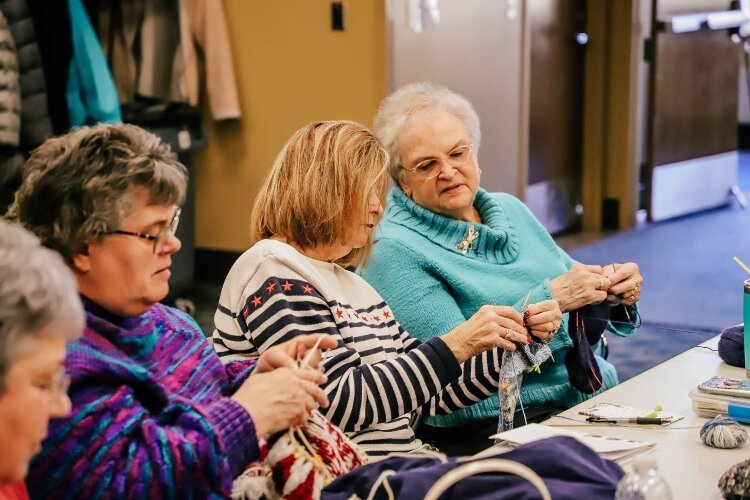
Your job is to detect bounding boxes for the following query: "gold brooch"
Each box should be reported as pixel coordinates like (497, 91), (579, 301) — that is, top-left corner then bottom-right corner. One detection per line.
(455, 224), (478, 254)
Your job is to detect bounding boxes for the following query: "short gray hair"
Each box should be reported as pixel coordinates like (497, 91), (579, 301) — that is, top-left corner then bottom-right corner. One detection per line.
(7, 123), (188, 264)
(0, 219), (83, 393)
(372, 82), (481, 182)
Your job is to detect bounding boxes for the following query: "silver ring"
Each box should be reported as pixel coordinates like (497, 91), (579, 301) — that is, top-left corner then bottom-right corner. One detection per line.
(504, 327), (513, 340)
(598, 278), (605, 290)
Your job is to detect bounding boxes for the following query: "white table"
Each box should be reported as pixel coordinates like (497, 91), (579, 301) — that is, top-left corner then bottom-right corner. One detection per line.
(543, 336), (748, 499)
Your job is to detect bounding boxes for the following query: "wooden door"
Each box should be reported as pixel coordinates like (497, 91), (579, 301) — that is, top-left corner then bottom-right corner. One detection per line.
(525, 0), (588, 234)
(646, 0), (741, 220)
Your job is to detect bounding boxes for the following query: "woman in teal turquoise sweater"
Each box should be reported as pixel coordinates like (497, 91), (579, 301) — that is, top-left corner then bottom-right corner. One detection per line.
(362, 82), (643, 455)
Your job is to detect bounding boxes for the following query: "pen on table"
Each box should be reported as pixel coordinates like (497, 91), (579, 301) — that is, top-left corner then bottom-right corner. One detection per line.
(586, 417), (668, 425)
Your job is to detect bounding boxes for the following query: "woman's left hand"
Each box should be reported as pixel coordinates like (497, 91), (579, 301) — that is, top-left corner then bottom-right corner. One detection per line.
(524, 299), (563, 341)
(604, 262), (643, 307)
(255, 334), (339, 373)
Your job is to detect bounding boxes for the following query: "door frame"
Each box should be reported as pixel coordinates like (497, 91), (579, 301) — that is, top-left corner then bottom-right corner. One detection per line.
(581, 0), (648, 231)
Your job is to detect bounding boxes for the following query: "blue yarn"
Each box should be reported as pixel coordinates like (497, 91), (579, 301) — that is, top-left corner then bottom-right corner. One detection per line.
(700, 415), (748, 449)
(718, 325), (745, 368)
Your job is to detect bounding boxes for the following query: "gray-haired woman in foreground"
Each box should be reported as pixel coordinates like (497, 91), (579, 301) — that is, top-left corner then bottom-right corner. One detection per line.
(0, 219), (83, 498)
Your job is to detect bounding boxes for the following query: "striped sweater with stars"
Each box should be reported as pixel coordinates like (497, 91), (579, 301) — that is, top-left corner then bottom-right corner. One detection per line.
(212, 239), (505, 457)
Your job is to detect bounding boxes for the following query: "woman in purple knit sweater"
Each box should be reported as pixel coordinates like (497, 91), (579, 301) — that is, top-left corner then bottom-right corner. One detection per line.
(8, 124), (336, 499)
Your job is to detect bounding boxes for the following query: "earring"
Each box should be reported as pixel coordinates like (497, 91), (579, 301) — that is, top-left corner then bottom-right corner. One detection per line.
(477, 168), (483, 176)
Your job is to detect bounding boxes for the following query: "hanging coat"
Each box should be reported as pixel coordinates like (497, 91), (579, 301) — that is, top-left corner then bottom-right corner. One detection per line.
(66, 0), (121, 126)
(0, 0), (53, 151)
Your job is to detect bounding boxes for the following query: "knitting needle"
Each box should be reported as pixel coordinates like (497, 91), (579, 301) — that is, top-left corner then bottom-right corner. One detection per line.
(733, 256), (750, 275)
(299, 335), (326, 370)
(520, 291), (557, 363)
(509, 355), (528, 427)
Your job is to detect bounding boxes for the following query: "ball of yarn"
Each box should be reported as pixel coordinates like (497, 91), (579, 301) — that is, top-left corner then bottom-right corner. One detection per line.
(700, 415), (748, 449)
(718, 325), (745, 368)
(718, 457), (750, 499)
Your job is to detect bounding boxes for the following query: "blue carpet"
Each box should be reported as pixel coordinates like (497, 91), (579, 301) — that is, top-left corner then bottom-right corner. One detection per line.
(569, 201), (750, 381)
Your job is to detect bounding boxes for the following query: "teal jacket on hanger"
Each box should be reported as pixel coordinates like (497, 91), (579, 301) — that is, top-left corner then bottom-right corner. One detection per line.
(67, 0), (121, 126)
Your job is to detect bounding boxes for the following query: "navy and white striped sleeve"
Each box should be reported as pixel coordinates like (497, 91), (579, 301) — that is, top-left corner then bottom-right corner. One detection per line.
(232, 275), (463, 433)
(421, 346), (503, 415)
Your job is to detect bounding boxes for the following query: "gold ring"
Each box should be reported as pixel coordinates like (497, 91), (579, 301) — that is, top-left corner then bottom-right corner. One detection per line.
(504, 327), (513, 340)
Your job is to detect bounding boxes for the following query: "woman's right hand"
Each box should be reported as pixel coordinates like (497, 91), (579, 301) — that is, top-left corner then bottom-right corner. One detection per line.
(549, 263), (610, 312)
(231, 367), (329, 439)
(441, 305), (528, 363)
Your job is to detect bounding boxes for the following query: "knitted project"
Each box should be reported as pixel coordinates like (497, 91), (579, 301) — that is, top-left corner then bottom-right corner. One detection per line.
(718, 458), (750, 499)
(497, 339), (552, 432)
(565, 310), (604, 394)
(232, 410), (368, 500)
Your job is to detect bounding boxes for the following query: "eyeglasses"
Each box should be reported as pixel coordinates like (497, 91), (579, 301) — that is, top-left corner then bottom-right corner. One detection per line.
(34, 369), (71, 402)
(401, 145), (474, 180)
(104, 208), (181, 254)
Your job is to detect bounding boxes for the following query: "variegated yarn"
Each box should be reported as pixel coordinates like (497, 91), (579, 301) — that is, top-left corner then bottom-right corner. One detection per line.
(699, 415), (748, 449)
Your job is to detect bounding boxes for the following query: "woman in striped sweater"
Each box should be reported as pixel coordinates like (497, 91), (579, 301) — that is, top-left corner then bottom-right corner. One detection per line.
(9, 124), (335, 499)
(213, 121), (562, 457)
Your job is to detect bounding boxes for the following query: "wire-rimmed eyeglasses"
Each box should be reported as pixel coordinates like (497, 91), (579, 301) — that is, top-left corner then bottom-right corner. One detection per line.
(103, 208), (181, 254)
(400, 145), (474, 180)
(34, 368), (71, 404)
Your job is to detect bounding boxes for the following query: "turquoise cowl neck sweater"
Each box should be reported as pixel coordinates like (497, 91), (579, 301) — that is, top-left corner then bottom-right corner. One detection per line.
(362, 187), (633, 427)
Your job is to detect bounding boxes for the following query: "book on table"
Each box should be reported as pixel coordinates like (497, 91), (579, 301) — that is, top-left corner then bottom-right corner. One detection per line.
(697, 376), (750, 399)
(689, 387), (750, 423)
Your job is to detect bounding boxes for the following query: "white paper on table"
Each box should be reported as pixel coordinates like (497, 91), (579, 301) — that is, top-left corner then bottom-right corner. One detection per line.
(490, 423), (656, 461)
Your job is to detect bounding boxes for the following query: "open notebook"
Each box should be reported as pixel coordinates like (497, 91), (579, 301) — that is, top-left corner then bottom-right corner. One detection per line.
(490, 423), (656, 462)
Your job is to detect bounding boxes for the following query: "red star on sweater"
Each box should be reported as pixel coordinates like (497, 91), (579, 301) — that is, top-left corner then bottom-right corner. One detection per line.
(372, 315), (380, 322)
(335, 309), (344, 319)
(251, 295), (262, 307)
(383, 310), (391, 319)
(266, 282), (276, 294)
(282, 281), (293, 292)
(302, 284), (314, 294)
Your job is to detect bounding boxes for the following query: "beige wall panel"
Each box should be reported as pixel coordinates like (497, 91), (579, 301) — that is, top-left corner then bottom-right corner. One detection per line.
(194, 0), (386, 251)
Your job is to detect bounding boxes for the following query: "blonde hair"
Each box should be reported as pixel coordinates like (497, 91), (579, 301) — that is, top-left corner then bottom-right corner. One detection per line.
(373, 82), (481, 183)
(250, 121), (388, 268)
